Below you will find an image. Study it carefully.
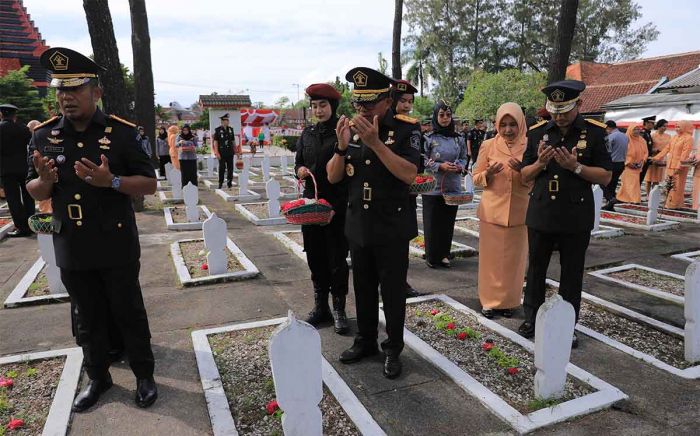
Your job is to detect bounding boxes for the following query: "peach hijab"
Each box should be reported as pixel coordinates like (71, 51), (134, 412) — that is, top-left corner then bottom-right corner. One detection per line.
(493, 102), (527, 153)
(625, 123), (647, 165)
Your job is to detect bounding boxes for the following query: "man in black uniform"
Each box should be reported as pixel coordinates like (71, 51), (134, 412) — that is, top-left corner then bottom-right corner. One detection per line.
(638, 115), (656, 185)
(0, 103), (34, 237)
(327, 67), (421, 378)
(466, 119), (486, 168)
(26, 47), (158, 411)
(518, 80), (612, 348)
(213, 113), (237, 188)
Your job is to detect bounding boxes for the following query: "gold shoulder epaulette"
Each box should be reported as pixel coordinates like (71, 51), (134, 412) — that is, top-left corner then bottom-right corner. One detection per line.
(394, 114), (418, 124)
(585, 118), (607, 129)
(109, 114), (137, 128)
(528, 120), (547, 131)
(35, 116), (59, 130)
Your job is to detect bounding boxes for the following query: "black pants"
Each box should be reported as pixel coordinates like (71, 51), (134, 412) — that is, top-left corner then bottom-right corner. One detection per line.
(604, 161), (625, 202)
(639, 160), (650, 185)
(218, 154), (234, 187)
(350, 240), (409, 355)
(158, 155), (171, 176)
(523, 228), (590, 324)
(71, 302), (124, 352)
(61, 262), (154, 380)
(422, 194), (458, 263)
(1, 173), (34, 232)
(180, 159), (198, 187)
(302, 213), (349, 296)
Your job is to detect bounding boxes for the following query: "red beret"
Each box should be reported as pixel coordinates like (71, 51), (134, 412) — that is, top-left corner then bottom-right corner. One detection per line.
(305, 83), (341, 101)
(393, 79), (418, 94)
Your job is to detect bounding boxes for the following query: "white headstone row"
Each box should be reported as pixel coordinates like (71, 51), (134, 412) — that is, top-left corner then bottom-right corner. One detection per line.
(183, 182), (199, 222)
(646, 185), (661, 226)
(202, 213), (227, 275)
(685, 261), (700, 363)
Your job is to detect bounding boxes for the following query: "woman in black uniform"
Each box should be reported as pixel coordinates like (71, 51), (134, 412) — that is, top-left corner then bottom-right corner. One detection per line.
(294, 83), (349, 334)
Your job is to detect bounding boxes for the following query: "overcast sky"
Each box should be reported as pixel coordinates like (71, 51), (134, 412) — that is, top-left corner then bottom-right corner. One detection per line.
(22, 0), (700, 107)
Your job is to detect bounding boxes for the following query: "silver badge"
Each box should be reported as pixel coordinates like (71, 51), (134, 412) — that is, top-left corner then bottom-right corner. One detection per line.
(56, 155), (66, 164)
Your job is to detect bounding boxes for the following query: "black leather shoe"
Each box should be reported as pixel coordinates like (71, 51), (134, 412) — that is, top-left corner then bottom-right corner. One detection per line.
(518, 321), (535, 339)
(481, 308), (496, 319)
(425, 260), (437, 269)
(339, 342), (378, 364)
(405, 283), (422, 298)
(332, 295), (349, 335)
(72, 375), (113, 412)
(135, 377), (158, 408)
(572, 333), (579, 349)
(383, 354), (402, 379)
(499, 308), (513, 318)
(7, 229), (32, 238)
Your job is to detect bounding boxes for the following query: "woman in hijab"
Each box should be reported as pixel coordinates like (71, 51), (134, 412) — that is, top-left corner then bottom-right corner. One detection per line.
(422, 100), (467, 268)
(472, 103), (531, 318)
(653, 120), (694, 209)
(644, 119), (670, 194)
(615, 124), (648, 204)
(167, 125), (180, 170)
(176, 124), (199, 187)
(156, 126), (170, 176)
(294, 84), (349, 335)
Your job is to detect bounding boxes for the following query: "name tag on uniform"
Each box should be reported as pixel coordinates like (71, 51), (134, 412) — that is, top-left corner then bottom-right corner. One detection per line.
(44, 145), (64, 153)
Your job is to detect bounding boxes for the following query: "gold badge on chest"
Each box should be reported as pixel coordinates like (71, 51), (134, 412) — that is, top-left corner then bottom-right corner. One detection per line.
(98, 136), (111, 149)
(345, 163), (354, 176)
(48, 136), (63, 144)
(576, 129), (587, 150)
(385, 130), (395, 146)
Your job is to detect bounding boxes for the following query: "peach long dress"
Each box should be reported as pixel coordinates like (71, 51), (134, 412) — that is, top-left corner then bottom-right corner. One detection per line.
(654, 121), (694, 209)
(693, 157), (700, 210)
(645, 131), (671, 183)
(472, 102), (532, 310)
(616, 126), (648, 204)
(167, 125), (180, 170)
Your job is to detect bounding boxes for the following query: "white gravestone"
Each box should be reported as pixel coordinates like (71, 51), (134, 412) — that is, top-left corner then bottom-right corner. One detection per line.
(164, 162), (173, 184)
(646, 185), (661, 225)
(206, 155), (215, 178)
(685, 261), (700, 363)
(269, 311), (322, 436)
(233, 155), (238, 175)
(239, 156), (251, 194)
(262, 154), (271, 181)
(592, 185), (603, 231)
(280, 155), (288, 174)
(266, 179), (281, 218)
(202, 213), (227, 275)
(171, 168), (183, 200)
(37, 233), (66, 294)
(534, 294), (575, 399)
(183, 182), (199, 222)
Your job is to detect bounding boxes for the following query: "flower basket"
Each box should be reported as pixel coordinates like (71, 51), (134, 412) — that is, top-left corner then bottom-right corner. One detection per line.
(441, 174), (473, 206)
(409, 173), (436, 194)
(282, 172), (334, 225)
(28, 213), (56, 234)
(235, 160), (244, 170)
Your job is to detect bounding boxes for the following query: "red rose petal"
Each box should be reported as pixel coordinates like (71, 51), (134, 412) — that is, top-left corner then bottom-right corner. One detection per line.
(7, 418), (24, 430)
(507, 367), (519, 375)
(0, 378), (13, 388)
(482, 342), (494, 351)
(266, 399), (279, 415)
(430, 309), (439, 316)
(446, 322), (456, 330)
(201, 263), (208, 270)
(457, 332), (467, 340)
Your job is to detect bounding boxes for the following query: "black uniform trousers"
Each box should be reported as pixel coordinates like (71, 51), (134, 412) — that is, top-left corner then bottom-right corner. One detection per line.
(180, 159), (198, 187)
(218, 154), (234, 187)
(639, 161), (650, 185)
(350, 240), (409, 355)
(604, 161), (625, 202)
(301, 213), (349, 296)
(61, 261), (154, 380)
(1, 173), (35, 232)
(422, 194), (458, 264)
(523, 228), (590, 324)
(158, 155), (171, 176)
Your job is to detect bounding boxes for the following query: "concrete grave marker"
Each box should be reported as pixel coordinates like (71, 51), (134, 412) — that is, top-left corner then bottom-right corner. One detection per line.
(164, 162), (173, 184)
(183, 182), (199, 222)
(592, 185), (603, 231)
(262, 154), (271, 181)
(239, 156), (251, 194)
(37, 233), (66, 295)
(685, 261), (700, 363)
(202, 213), (227, 275)
(534, 294), (575, 399)
(269, 311), (322, 436)
(171, 168), (183, 200)
(646, 185), (661, 225)
(266, 179), (281, 218)
(206, 155), (215, 178)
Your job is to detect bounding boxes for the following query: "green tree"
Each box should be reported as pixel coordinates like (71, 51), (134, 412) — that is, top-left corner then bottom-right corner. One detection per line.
(0, 66), (46, 122)
(190, 108), (209, 130)
(412, 96), (435, 120)
(332, 76), (354, 119)
(456, 69), (547, 121)
(275, 96), (291, 108)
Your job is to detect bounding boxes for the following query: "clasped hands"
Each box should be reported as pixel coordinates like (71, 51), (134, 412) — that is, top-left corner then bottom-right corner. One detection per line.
(336, 114), (382, 151)
(486, 158), (522, 176)
(536, 141), (578, 171)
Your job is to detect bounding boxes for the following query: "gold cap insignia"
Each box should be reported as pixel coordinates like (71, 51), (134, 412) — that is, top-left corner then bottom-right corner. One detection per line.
(550, 89), (565, 102)
(353, 71), (368, 87)
(397, 83), (407, 91)
(576, 140), (587, 150)
(49, 51), (69, 71)
(48, 137), (63, 144)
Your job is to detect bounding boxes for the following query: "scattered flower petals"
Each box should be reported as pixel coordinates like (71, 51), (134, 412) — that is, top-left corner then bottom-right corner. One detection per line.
(266, 399), (279, 415)
(456, 332), (467, 341)
(482, 342), (494, 351)
(430, 309), (440, 316)
(201, 263), (208, 270)
(0, 377), (13, 388)
(6, 418), (24, 430)
(446, 322), (456, 330)
(507, 367), (519, 375)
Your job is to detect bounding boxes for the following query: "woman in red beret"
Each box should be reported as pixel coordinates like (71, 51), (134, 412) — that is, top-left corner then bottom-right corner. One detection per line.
(294, 83), (350, 334)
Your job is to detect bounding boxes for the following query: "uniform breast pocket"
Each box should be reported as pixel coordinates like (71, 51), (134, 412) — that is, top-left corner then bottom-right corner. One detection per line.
(577, 147), (593, 165)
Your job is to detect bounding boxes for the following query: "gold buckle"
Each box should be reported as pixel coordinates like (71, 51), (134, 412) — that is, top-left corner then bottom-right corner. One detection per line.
(548, 180), (559, 192)
(363, 187), (372, 201)
(67, 204), (83, 220)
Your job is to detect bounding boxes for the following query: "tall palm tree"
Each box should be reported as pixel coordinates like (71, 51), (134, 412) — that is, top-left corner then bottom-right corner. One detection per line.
(391, 0), (404, 79)
(403, 40), (435, 97)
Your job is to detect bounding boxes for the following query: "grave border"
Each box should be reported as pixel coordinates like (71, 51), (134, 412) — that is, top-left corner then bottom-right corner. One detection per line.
(671, 250), (700, 263)
(158, 190), (184, 204)
(214, 188), (261, 203)
(588, 263), (684, 304)
(0, 347), (83, 436)
(453, 216), (480, 238)
(410, 230), (477, 258)
(599, 211), (678, 231)
(170, 237), (259, 286)
(191, 317), (386, 436)
(385, 294), (627, 434)
(163, 205), (213, 231)
(234, 202), (287, 226)
(4, 258), (70, 308)
(273, 230), (306, 262)
(614, 204), (700, 224)
(0, 219), (15, 240)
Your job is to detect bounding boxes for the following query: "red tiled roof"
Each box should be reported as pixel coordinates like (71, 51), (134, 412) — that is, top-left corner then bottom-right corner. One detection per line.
(566, 51), (700, 114)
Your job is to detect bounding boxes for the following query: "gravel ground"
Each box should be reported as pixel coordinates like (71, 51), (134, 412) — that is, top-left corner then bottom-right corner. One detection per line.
(455, 219), (480, 232)
(607, 268), (683, 296)
(406, 302), (593, 413)
(209, 326), (360, 436)
(241, 204), (278, 220)
(25, 269), (49, 298)
(179, 240), (244, 278)
(0, 357), (66, 435)
(169, 207), (207, 224)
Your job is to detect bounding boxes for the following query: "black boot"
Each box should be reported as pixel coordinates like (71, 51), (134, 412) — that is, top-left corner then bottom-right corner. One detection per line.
(332, 295), (349, 335)
(305, 290), (332, 326)
(135, 377), (158, 408)
(72, 374), (113, 412)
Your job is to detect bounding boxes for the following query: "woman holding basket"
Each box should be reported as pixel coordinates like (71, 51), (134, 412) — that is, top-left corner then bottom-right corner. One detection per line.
(294, 83), (349, 334)
(422, 100), (468, 268)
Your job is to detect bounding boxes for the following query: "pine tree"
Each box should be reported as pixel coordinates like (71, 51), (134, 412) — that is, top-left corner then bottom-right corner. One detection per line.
(0, 67), (47, 122)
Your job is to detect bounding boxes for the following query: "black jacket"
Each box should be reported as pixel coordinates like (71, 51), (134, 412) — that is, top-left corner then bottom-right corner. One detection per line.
(0, 119), (32, 177)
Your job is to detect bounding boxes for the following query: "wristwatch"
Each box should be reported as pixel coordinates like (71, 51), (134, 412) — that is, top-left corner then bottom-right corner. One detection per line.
(334, 143), (348, 156)
(111, 175), (121, 191)
(573, 163), (583, 175)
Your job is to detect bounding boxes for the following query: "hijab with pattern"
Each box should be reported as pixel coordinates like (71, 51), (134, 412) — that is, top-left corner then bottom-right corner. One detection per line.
(431, 99), (459, 138)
